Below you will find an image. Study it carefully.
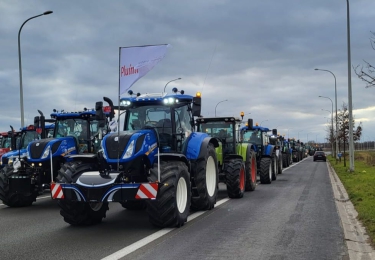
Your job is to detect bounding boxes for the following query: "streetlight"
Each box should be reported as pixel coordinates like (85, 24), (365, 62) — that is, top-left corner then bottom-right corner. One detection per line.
(319, 96), (334, 156)
(298, 130), (303, 140)
(315, 68), (338, 162)
(18, 11), (53, 128)
(260, 119), (268, 126)
(346, 0), (354, 171)
(316, 134), (319, 144)
(215, 99), (228, 117)
(163, 77), (182, 93)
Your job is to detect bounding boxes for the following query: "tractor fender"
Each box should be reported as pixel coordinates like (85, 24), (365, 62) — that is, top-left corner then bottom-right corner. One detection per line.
(263, 145), (275, 157)
(158, 153), (189, 168)
(186, 133), (218, 160)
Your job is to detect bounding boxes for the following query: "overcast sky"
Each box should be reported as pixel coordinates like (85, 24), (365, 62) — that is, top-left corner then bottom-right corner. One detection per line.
(1, 0), (374, 144)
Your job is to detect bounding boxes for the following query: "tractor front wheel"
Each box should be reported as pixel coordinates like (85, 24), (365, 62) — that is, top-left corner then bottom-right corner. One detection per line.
(259, 157), (272, 184)
(0, 165), (37, 207)
(146, 161), (191, 227)
(190, 143), (218, 211)
(225, 159), (245, 198)
(245, 148), (257, 191)
(57, 161), (108, 225)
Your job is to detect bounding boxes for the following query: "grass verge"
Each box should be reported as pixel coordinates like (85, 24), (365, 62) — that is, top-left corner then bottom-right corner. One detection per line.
(327, 151), (375, 247)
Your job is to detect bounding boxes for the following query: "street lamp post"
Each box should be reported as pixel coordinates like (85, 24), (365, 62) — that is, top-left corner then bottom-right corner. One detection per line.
(315, 68), (338, 162)
(319, 96), (334, 157)
(260, 119), (268, 126)
(346, 0), (354, 171)
(215, 99), (228, 117)
(316, 134), (319, 144)
(163, 77), (181, 93)
(18, 11), (53, 128)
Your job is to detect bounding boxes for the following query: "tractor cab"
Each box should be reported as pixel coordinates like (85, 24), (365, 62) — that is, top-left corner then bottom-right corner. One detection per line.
(117, 89), (201, 154)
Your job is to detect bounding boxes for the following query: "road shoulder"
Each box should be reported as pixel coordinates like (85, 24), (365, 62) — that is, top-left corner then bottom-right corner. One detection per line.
(327, 161), (375, 260)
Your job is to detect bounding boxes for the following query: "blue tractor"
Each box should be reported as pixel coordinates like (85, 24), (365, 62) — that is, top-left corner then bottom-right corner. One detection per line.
(1, 111), (55, 168)
(240, 119), (277, 184)
(0, 98), (114, 207)
(54, 89), (219, 227)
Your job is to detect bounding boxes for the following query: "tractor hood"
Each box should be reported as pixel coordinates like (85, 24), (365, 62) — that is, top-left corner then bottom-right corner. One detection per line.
(27, 137), (77, 162)
(102, 129), (158, 164)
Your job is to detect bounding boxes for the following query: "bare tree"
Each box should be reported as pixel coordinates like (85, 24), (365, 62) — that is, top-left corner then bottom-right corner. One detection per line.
(336, 102), (363, 166)
(353, 32), (375, 88)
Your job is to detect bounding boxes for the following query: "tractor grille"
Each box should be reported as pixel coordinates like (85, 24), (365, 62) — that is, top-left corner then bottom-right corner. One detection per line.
(105, 133), (132, 159)
(29, 138), (54, 159)
(135, 135), (145, 154)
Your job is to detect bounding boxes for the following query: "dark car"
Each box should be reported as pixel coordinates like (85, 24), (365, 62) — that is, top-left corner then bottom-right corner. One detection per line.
(313, 151), (326, 162)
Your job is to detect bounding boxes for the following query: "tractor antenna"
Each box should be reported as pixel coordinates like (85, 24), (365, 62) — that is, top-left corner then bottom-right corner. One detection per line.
(201, 44), (217, 94)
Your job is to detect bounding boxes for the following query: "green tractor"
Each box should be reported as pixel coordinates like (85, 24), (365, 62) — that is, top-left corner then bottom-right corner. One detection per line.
(196, 115), (257, 198)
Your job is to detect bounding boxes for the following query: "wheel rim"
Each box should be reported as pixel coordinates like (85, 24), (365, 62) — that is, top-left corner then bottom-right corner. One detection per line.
(251, 156), (256, 182)
(89, 202), (103, 211)
(239, 165), (245, 191)
(206, 156), (216, 197)
(176, 177), (188, 213)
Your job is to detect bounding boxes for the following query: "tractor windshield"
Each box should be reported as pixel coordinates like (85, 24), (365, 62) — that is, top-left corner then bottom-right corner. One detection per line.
(199, 121), (234, 140)
(0, 137), (11, 149)
(242, 129), (262, 145)
(19, 131), (40, 149)
(55, 119), (100, 140)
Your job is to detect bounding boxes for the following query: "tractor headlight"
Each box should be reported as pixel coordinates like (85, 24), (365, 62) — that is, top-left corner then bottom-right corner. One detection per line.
(8, 158), (13, 164)
(41, 146), (51, 159)
(123, 140), (135, 159)
(26, 151), (30, 159)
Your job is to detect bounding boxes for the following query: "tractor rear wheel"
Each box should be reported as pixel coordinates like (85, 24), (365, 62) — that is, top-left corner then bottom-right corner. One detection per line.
(259, 157), (272, 184)
(225, 159), (245, 198)
(245, 148), (257, 191)
(57, 161), (108, 225)
(146, 161), (190, 227)
(190, 143), (218, 211)
(0, 165), (37, 207)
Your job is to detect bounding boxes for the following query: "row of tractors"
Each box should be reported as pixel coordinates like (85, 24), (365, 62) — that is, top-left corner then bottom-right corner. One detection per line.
(0, 89), (309, 228)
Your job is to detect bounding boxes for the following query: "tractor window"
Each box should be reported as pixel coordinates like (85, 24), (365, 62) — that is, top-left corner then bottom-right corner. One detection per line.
(125, 105), (172, 131)
(20, 131), (40, 149)
(1, 137), (11, 148)
(175, 105), (192, 137)
(242, 129), (261, 145)
(199, 121), (233, 140)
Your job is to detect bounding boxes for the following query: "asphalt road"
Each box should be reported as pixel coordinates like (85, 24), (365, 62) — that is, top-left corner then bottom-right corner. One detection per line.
(0, 156), (349, 260)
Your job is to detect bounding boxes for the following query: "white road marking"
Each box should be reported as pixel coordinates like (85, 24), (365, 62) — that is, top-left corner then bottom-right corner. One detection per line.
(101, 198), (230, 260)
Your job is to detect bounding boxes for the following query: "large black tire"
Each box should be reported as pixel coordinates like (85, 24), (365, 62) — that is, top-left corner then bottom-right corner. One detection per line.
(190, 143), (218, 211)
(271, 154), (277, 181)
(146, 161), (191, 227)
(0, 165), (37, 207)
(259, 157), (272, 184)
(225, 159), (245, 198)
(278, 153), (283, 174)
(245, 148), (257, 191)
(57, 161), (109, 225)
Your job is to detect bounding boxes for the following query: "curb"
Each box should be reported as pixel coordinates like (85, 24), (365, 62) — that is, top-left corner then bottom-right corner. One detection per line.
(327, 162), (375, 260)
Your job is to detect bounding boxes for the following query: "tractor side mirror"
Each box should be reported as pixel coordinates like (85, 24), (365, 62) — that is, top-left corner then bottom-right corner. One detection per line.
(272, 129), (277, 135)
